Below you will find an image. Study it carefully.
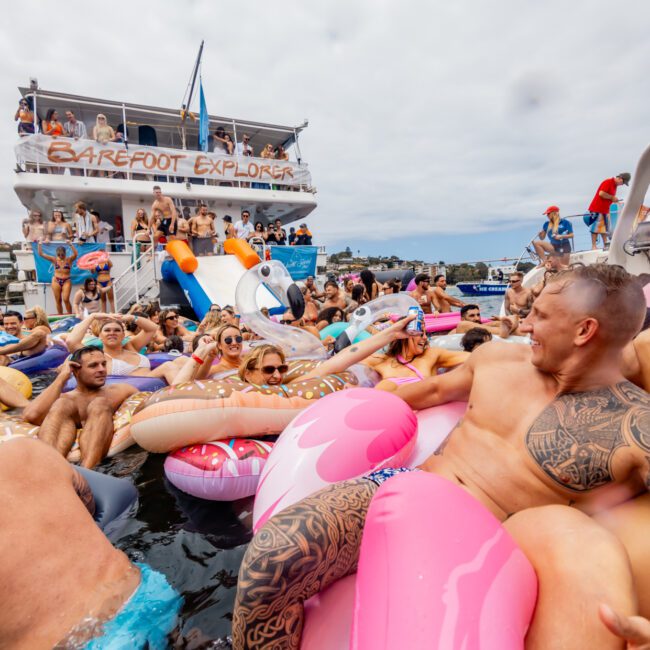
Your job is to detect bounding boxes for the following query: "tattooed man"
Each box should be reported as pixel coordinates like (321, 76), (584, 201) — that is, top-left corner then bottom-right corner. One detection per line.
(234, 264), (650, 649)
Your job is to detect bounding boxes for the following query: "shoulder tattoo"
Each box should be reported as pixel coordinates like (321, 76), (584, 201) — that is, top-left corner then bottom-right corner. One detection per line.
(526, 382), (650, 492)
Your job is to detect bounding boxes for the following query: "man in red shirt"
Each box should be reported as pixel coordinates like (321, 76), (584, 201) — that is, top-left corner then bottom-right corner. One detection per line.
(586, 172), (631, 250)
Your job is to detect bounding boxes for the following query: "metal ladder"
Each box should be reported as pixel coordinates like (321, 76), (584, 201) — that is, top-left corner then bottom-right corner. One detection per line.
(113, 245), (161, 311)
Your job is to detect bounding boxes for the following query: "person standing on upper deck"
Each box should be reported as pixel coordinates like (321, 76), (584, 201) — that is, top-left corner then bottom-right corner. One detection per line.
(73, 202), (98, 243)
(151, 186), (177, 240)
(236, 134), (254, 157)
(63, 111), (87, 140)
(234, 210), (254, 241)
(586, 172), (630, 250)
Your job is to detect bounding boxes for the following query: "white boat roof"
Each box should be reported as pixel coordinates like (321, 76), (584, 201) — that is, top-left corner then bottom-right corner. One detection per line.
(19, 86), (306, 151)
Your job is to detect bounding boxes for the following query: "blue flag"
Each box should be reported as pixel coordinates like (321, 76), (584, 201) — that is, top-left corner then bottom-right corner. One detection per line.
(199, 78), (209, 152)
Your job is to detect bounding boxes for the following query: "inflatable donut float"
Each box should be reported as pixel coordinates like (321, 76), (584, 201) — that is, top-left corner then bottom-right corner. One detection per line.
(0, 391), (151, 462)
(130, 372), (357, 453)
(164, 438), (274, 501)
(77, 250), (109, 271)
(0, 367), (32, 411)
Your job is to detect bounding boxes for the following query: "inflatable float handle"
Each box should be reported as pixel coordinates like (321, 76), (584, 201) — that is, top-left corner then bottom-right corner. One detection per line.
(224, 239), (261, 269)
(166, 240), (198, 274)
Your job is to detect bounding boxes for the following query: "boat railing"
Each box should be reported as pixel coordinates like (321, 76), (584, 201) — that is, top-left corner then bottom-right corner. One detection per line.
(14, 134), (315, 193)
(113, 246), (159, 312)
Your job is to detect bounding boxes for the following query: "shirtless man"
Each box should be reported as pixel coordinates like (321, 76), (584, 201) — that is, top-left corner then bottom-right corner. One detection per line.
(0, 310), (49, 365)
(409, 273), (437, 314)
(233, 264), (650, 649)
(0, 437), (180, 648)
(23, 347), (137, 468)
(320, 280), (349, 311)
(151, 185), (177, 239)
(175, 207), (190, 243)
(450, 303), (520, 338)
(505, 271), (533, 317)
(431, 273), (465, 312)
(190, 204), (216, 256)
(304, 275), (324, 301)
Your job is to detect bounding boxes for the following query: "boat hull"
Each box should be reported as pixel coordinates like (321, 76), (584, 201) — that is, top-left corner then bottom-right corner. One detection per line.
(456, 282), (508, 296)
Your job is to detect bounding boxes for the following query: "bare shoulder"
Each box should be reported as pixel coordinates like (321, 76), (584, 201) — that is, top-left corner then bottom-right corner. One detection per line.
(104, 383), (138, 404)
(472, 339), (530, 364)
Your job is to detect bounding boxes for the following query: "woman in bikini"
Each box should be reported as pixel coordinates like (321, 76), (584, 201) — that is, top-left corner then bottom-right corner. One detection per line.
(94, 255), (115, 312)
(45, 210), (73, 242)
(150, 309), (194, 352)
(365, 329), (469, 391)
(72, 278), (107, 318)
(130, 209), (151, 252)
(38, 242), (78, 314)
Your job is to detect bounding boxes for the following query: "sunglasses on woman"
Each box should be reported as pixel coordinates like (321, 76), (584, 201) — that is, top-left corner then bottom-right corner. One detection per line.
(260, 364), (289, 375)
(166, 314), (178, 320)
(223, 335), (243, 344)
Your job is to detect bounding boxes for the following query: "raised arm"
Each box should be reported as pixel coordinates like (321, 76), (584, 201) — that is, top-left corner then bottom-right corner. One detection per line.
(37, 242), (56, 263)
(300, 316), (414, 380)
(0, 329), (48, 357)
(124, 314), (158, 350)
(68, 242), (78, 263)
(22, 359), (73, 426)
(65, 313), (106, 352)
(172, 338), (218, 385)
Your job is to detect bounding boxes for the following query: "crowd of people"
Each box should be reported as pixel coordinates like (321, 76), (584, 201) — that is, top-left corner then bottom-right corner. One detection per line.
(2, 263), (650, 647)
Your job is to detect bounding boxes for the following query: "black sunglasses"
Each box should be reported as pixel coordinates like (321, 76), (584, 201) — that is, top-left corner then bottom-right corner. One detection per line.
(166, 314), (178, 320)
(223, 335), (243, 345)
(260, 364), (289, 375)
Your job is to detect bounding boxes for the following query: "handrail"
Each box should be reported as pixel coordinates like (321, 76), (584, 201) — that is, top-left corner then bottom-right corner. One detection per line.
(113, 245), (159, 311)
(249, 236), (268, 261)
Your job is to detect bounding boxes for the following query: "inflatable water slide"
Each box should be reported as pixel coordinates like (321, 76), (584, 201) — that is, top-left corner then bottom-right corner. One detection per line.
(161, 240), (282, 319)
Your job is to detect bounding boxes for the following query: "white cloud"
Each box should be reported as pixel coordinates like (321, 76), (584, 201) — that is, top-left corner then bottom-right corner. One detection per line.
(1, 0), (649, 249)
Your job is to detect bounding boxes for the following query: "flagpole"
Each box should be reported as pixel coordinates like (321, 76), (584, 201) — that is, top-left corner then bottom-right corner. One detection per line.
(180, 40), (205, 151)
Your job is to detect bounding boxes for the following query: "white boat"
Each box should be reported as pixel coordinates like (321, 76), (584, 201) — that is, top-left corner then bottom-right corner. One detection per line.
(12, 80), (325, 315)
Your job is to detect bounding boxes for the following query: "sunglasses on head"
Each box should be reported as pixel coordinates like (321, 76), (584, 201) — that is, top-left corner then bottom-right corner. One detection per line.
(223, 335), (243, 345)
(259, 364), (289, 375)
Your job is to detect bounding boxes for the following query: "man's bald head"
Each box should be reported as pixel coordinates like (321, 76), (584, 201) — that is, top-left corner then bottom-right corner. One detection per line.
(545, 264), (645, 347)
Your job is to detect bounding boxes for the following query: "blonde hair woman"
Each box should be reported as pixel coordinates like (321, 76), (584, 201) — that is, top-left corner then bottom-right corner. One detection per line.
(131, 208), (151, 251)
(532, 206), (574, 266)
(93, 114), (115, 144)
(46, 210), (73, 242)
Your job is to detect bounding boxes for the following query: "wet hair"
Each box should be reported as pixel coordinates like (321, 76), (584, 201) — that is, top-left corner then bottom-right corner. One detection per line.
(359, 270), (376, 299)
(56, 246), (66, 257)
(433, 274), (445, 284)
(317, 307), (345, 325)
(163, 335), (184, 354)
(324, 280), (338, 290)
(460, 304), (480, 318)
(70, 345), (103, 366)
(461, 328), (493, 352)
(238, 344), (285, 381)
(415, 273), (430, 285)
(545, 263), (646, 345)
(4, 310), (23, 323)
(351, 284), (366, 303)
(83, 277), (97, 292)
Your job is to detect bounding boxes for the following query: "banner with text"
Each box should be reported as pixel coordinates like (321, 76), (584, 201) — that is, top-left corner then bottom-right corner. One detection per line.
(33, 242), (106, 284)
(270, 245), (318, 280)
(15, 134), (311, 187)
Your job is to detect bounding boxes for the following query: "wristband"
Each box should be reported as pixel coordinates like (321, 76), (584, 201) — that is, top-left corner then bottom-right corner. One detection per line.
(234, 314), (241, 318)
(191, 354), (204, 365)
(133, 315), (138, 324)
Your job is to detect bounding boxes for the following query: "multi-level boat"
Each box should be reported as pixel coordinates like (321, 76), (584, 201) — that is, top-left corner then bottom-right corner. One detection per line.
(12, 80), (325, 314)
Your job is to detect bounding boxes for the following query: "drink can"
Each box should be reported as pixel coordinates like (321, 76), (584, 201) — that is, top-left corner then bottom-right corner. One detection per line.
(406, 306), (424, 336)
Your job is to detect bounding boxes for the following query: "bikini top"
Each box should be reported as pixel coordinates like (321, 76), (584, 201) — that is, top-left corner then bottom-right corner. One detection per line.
(55, 259), (71, 271)
(135, 221), (148, 231)
(385, 354), (426, 386)
(95, 262), (111, 273)
(53, 224), (66, 235)
(82, 291), (100, 304)
(104, 352), (151, 376)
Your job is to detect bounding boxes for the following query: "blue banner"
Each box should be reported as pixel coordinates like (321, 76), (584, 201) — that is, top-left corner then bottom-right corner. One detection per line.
(270, 245), (318, 280)
(33, 242), (106, 284)
(199, 78), (209, 153)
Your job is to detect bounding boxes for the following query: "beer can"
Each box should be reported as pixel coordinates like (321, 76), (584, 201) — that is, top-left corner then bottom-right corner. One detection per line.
(406, 306), (424, 336)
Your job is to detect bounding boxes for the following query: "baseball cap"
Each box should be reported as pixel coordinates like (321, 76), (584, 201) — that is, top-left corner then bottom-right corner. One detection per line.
(543, 206), (560, 215)
(617, 172), (631, 185)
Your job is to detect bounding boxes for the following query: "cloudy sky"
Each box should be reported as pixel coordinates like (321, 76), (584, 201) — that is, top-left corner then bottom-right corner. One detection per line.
(2, 0), (649, 262)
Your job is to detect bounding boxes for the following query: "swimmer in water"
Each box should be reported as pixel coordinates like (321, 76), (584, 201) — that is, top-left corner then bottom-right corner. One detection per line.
(233, 264), (650, 649)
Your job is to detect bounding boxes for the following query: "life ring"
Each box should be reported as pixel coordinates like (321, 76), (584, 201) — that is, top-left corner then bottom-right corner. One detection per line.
(0, 367), (32, 411)
(164, 438), (274, 501)
(130, 372), (357, 454)
(77, 250), (109, 271)
(0, 391), (150, 462)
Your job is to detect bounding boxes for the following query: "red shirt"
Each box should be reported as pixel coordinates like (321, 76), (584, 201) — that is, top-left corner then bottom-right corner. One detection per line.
(588, 178), (617, 214)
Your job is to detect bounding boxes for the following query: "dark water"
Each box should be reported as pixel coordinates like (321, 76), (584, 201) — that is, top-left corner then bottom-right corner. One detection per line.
(101, 449), (252, 648)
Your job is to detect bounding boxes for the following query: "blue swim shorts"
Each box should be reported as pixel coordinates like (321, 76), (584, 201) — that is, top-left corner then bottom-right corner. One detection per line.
(85, 563), (182, 649)
(364, 467), (417, 487)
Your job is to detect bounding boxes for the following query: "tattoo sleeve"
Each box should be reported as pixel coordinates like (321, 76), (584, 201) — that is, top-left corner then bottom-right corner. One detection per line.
(232, 478), (377, 650)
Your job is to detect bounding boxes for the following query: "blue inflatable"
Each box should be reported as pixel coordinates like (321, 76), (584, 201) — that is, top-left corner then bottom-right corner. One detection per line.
(50, 317), (81, 334)
(146, 352), (187, 369)
(76, 466), (138, 535)
(0, 332), (20, 346)
(319, 322), (371, 343)
(64, 375), (166, 393)
(9, 345), (69, 376)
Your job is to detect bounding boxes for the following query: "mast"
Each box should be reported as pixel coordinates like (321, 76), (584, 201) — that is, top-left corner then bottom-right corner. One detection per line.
(180, 40), (205, 150)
